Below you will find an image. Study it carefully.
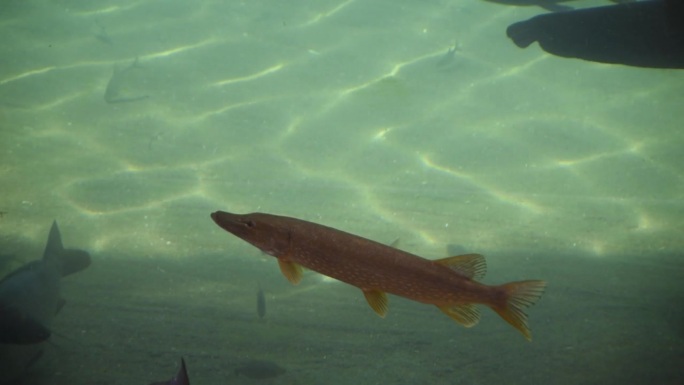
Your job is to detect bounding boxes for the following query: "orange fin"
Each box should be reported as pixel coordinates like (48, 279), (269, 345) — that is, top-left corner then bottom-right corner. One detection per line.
(434, 253), (486, 280)
(438, 304), (480, 327)
(277, 259), (303, 285)
(363, 290), (388, 317)
(492, 280), (547, 341)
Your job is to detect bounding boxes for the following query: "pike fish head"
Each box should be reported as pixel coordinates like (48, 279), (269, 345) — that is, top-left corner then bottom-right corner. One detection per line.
(211, 211), (292, 257)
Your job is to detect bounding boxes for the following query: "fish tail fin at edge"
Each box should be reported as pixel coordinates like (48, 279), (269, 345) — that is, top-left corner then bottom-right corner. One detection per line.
(492, 280), (546, 341)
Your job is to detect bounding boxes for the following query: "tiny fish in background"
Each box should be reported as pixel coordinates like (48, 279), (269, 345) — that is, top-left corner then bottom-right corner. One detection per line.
(436, 44), (458, 69)
(104, 57), (149, 104)
(257, 284), (266, 319)
(149, 357), (189, 385)
(94, 20), (113, 44)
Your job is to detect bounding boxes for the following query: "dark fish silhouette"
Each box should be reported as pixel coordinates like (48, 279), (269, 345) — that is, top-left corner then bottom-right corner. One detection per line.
(149, 358), (190, 385)
(483, 0), (575, 12)
(211, 211), (546, 341)
(0, 221), (90, 344)
(94, 21), (113, 45)
(0, 221), (90, 383)
(104, 58), (149, 104)
(436, 45), (458, 69)
(257, 285), (266, 319)
(507, 0), (684, 69)
(483, 0), (632, 12)
(234, 360), (286, 379)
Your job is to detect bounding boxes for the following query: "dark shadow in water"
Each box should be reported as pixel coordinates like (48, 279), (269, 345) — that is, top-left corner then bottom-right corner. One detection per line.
(507, 0), (684, 69)
(483, 0), (575, 12)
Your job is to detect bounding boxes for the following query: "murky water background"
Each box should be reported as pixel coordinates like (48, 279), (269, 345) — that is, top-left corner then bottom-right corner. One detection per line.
(1, 0), (682, 384)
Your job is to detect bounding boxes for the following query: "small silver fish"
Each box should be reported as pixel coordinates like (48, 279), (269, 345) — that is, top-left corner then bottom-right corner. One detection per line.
(104, 58), (149, 104)
(257, 285), (266, 319)
(436, 45), (458, 69)
(149, 357), (189, 385)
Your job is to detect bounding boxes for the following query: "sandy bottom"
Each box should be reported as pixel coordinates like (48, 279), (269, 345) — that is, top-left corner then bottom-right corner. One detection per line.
(2, 248), (682, 385)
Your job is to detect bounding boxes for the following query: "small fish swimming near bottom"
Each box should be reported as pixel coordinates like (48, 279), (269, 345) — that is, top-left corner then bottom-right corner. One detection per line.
(257, 284), (266, 319)
(436, 44), (458, 69)
(211, 211), (547, 340)
(149, 357), (190, 385)
(104, 58), (149, 104)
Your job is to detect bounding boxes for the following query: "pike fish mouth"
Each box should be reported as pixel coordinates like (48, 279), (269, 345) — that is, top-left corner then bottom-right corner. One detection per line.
(211, 211), (250, 234)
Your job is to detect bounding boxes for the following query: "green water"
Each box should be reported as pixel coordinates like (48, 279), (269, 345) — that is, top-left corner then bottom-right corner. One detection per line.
(1, 0), (682, 384)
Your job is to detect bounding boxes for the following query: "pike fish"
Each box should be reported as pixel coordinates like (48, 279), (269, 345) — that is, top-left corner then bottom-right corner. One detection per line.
(211, 211), (546, 340)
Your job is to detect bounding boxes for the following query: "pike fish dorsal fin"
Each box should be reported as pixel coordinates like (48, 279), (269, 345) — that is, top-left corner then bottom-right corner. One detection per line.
(438, 304), (480, 328)
(363, 290), (388, 318)
(277, 259), (303, 285)
(433, 253), (486, 280)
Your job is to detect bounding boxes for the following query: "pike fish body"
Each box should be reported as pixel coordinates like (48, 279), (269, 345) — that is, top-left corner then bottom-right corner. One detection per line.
(211, 211), (546, 340)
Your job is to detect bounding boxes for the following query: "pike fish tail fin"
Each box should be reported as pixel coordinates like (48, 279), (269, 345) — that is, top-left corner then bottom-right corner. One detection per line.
(492, 280), (546, 341)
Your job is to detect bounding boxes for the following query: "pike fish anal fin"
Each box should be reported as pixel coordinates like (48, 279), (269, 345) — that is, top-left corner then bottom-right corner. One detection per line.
(438, 303), (481, 327)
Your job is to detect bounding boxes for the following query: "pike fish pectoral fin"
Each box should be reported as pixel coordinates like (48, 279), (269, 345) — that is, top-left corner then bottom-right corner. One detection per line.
(362, 289), (388, 317)
(433, 253), (487, 280)
(438, 304), (481, 328)
(277, 259), (303, 285)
